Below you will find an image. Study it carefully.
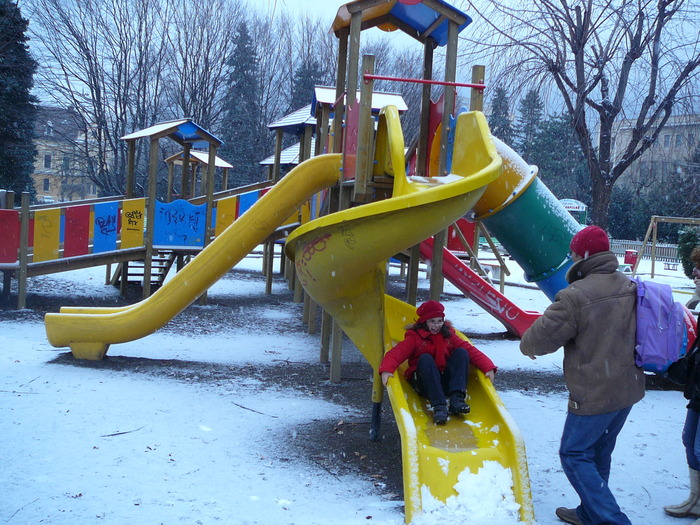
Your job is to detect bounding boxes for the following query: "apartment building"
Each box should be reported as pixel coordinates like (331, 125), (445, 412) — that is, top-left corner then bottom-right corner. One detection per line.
(612, 114), (700, 192)
(32, 106), (98, 203)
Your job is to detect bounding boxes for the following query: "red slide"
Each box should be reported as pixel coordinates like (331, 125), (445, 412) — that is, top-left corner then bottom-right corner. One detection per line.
(420, 237), (541, 337)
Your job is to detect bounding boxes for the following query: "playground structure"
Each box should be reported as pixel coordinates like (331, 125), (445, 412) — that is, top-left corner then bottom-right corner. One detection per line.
(0, 0), (614, 522)
(0, 119), (305, 309)
(632, 215), (700, 277)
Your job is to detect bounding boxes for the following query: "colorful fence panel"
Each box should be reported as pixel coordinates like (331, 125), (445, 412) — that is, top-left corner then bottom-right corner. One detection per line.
(120, 198), (146, 249)
(93, 202), (119, 253)
(63, 205), (91, 257)
(32, 208), (61, 262)
(153, 199), (206, 247)
(215, 195), (239, 236)
(0, 209), (20, 263)
(238, 190), (259, 216)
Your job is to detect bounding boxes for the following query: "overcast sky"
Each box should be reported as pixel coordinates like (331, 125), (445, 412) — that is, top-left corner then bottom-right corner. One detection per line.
(265, 0), (348, 22)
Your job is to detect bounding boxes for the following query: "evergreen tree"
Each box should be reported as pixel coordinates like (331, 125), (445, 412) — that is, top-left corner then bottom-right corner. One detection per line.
(607, 185), (650, 240)
(220, 22), (264, 186)
(0, 0), (37, 196)
(530, 113), (588, 202)
(487, 87), (514, 145)
(514, 89), (544, 163)
(288, 58), (325, 114)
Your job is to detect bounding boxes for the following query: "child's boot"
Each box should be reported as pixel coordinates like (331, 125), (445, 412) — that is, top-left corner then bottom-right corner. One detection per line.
(448, 391), (470, 415)
(432, 404), (448, 425)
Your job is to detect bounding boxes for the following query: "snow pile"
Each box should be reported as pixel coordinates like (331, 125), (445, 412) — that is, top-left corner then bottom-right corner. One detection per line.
(413, 461), (520, 525)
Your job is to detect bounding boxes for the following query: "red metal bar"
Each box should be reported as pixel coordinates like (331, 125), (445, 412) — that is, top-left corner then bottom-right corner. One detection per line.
(363, 73), (485, 90)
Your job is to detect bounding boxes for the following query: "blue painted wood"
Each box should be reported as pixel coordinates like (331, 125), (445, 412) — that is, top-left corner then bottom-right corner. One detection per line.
(93, 202), (119, 253)
(153, 199), (207, 247)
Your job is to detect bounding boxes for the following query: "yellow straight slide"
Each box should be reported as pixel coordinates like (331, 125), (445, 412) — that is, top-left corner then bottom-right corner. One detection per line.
(285, 109), (534, 522)
(44, 154), (343, 360)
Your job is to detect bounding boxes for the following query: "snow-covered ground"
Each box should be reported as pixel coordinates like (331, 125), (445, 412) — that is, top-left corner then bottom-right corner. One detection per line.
(1, 254), (696, 524)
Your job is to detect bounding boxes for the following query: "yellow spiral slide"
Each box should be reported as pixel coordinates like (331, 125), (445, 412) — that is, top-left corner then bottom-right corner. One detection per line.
(285, 109), (534, 522)
(44, 154), (344, 360)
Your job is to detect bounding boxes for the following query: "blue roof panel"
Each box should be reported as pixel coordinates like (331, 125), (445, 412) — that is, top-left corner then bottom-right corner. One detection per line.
(390, 1), (471, 46)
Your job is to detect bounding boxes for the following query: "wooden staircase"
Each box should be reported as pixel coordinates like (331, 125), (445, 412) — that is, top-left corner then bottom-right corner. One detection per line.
(111, 250), (178, 289)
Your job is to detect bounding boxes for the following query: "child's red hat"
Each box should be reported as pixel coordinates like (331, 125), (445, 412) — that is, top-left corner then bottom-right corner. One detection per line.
(416, 300), (445, 324)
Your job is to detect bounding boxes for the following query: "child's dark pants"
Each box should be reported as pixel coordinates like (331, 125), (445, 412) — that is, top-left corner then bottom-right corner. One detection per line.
(408, 347), (469, 407)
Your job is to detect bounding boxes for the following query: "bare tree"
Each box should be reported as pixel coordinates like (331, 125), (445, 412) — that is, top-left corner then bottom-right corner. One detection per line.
(464, 0), (700, 228)
(26, 0), (173, 196)
(164, 0), (243, 130)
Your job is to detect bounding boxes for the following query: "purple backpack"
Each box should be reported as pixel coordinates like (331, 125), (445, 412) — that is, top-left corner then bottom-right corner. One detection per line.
(633, 277), (688, 373)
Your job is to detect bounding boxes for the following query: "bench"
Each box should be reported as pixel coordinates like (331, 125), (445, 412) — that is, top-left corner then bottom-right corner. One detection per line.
(663, 262), (679, 271)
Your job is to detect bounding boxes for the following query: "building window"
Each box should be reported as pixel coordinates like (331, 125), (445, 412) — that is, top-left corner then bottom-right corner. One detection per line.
(676, 134), (683, 147)
(664, 134), (671, 147)
(43, 178), (50, 192)
(44, 154), (52, 169)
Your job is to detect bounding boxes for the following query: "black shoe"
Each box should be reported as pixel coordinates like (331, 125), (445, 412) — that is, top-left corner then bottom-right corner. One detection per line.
(433, 405), (448, 425)
(449, 392), (470, 414)
(555, 507), (581, 525)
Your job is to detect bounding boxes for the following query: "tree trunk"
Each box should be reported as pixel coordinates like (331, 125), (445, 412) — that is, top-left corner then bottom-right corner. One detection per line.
(589, 176), (612, 230)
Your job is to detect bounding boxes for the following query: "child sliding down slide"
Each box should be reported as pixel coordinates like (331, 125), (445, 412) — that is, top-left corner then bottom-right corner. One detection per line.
(379, 300), (497, 425)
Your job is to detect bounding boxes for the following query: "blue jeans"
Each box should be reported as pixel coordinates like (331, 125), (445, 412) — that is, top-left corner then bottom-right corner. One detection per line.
(559, 407), (633, 525)
(682, 408), (700, 470)
(408, 347), (469, 407)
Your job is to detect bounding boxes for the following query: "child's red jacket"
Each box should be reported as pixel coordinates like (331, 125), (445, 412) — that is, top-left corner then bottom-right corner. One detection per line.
(379, 326), (496, 380)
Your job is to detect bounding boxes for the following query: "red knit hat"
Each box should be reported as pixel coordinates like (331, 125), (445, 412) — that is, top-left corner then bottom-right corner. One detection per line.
(570, 226), (610, 258)
(416, 300), (445, 324)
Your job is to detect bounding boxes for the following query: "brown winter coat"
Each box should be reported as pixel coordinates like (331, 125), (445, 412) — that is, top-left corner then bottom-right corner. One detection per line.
(520, 251), (645, 415)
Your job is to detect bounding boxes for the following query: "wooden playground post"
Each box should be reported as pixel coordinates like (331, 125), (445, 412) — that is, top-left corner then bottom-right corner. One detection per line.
(316, 101), (331, 156)
(470, 65), (485, 111)
(416, 43), (434, 178)
(406, 244), (421, 305)
(272, 129), (283, 183)
(429, 19), (459, 302)
(142, 136), (159, 299)
(353, 54), (375, 203)
(17, 192), (30, 309)
(126, 139), (135, 199)
(332, 27), (348, 154)
(166, 162), (175, 203)
(181, 143), (192, 199)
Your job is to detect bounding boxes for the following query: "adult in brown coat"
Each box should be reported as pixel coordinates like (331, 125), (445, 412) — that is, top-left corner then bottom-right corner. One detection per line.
(520, 225), (645, 525)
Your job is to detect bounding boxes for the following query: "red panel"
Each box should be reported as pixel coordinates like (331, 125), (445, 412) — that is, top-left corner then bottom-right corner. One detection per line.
(63, 205), (91, 257)
(426, 94), (444, 175)
(0, 209), (20, 263)
(447, 218), (476, 252)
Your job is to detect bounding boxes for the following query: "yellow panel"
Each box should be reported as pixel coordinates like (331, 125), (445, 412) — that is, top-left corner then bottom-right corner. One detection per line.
(120, 198), (146, 248)
(331, 1), (395, 33)
(471, 137), (537, 219)
(282, 205), (301, 227)
(428, 123), (442, 177)
(32, 208), (61, 262)
(214, 195), (238, 237)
